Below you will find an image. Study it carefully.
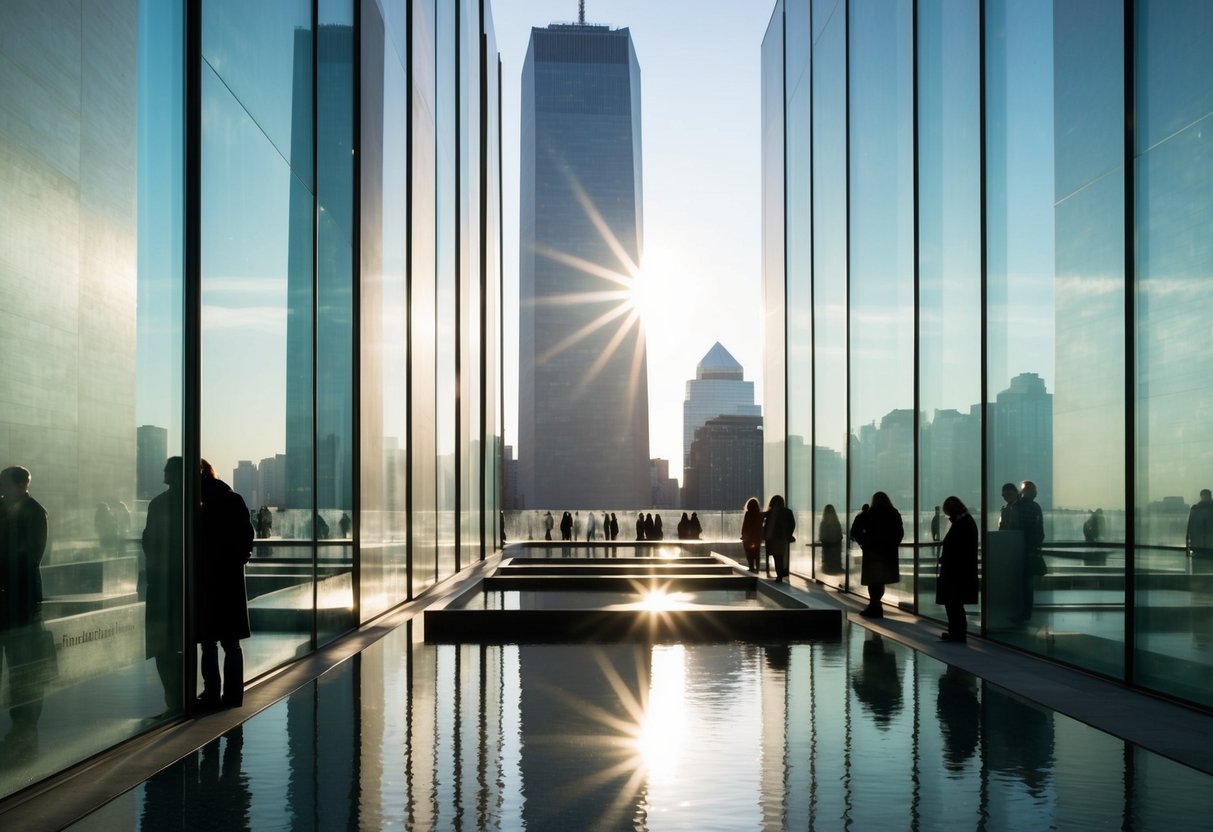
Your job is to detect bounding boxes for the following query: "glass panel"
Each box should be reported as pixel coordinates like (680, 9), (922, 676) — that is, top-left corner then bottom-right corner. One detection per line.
(359, 0), (409, 620)
(412, 0), (439, 596)
(785, 0), (813, 579)
(761, 2), (786, 504)
(849, 0), (915, 609)
(436, 0), (456, 584)
(916, 0), (982, 626)
(484, 13), (502, 553)
(200, 57), (314, 681)
(985, 0), (1125, 673)
(1134, 0), (1213, 705)
(811, 0), (848, 588)
(201, 0), (313, 188)
(0, 0), (183, 798)
(316, 0), (356, 643)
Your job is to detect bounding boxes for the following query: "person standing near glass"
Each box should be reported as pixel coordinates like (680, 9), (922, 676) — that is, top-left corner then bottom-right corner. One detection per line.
(819, 504), (843, 575)
(859, 492), (904, 618)
(1012, 480), (1045, 625)
(1186, 490), (1213, 559)
(142, 457), (184, 714)
(936, 496), (978, 642)
(763, 495), (796, 582)
(740, 498), (763, 572)
(196, 460), (254, 709)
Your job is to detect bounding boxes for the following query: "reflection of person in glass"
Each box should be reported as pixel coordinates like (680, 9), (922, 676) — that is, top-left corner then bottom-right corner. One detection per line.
(196, 460), (254, 710)
(0, 465), (50, 760)
(142, 457), (184, 715)
(998, 482), (1019, 531)
(851, 632), (902, 728)
(763, 494), (795, 582)
(1082, 508), (1104, 544)
(819, 504), (843, 575)
(931, 505), (942, 543)
(543, 510), (554, 540)
(936, 496), (978, 642)
(1012, 480), (1045, 625)
(859, 492), (904, 619)
(1186, 490), (1213, 559)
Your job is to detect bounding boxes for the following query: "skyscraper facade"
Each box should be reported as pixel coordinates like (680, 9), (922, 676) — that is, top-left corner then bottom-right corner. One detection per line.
(518, 21), (650, 509)
(682, 342), (762, 473)
(763, 0), (1213, 710)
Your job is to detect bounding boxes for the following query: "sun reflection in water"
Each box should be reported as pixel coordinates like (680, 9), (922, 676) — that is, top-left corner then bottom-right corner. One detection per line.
(635, 645), (687, 785)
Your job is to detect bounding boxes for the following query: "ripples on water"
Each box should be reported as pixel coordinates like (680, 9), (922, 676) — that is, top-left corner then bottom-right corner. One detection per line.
(72, 621), (1209, 830)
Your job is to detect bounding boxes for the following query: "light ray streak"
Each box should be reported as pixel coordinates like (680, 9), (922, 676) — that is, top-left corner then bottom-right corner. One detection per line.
(535, 244), (634, 288)
(525, 289), (631, 308)
(565, 174), (641, 278)
(536, 301), (635, 366)
(573, 309), (641, 394)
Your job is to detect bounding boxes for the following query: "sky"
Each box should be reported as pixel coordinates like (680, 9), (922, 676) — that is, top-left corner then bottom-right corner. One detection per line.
(494, 1), (774, 479)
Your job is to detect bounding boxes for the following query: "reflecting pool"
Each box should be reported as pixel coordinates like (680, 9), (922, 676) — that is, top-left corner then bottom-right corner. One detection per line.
(69, 619), (1209, 830)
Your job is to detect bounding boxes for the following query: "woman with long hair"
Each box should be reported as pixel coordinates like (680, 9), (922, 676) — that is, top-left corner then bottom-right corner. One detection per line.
(741, 498), (764, 572)
(860, 491), (904, 618)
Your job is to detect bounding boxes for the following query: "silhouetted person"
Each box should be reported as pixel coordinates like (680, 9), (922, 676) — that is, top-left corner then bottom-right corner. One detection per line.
(573, 511), (582, 540)
(586, 511), (598, 541)
(543, 511), (554, 540)
(1012, 480), (1045, 625)
(819, 504), (843, 575)
(763, 495), (795, 582)
(851, 632), (902, 728)
(677, 511), (690, 540)
(0, 465), (50, 760)
(643, 513), (655, 541)
(937, 496), (978, 642)
(1082, 508), (1103, 543)
(859, 492), (903, 618)
(609, 512), (619, 541)
(850, 503), (870, 581)
(257, 505), (273, 539)
(142, 457), (185, 714)
(936, 666), (979, 771)
(741, 498), (763, 572)
(339, 512), (352, 539)
(501, 510), (507, 543)
(1187, 490), (1213, 558)
(314, 514), (330, 541)
(931, 505), (942, 543)
(653, 514), (664, 540)
(196, 459), (254, 709)
(560, 511), (573, 541)
(688, 511), (703, 541)
(635, 513), (645, 540)
(998, 482), (1020, 531)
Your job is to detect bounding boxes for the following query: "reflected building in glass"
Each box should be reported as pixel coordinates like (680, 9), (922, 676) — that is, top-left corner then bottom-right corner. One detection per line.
(0, 0), (503, 801)
(763, 0), (1213, 709)
(517, 20), (651, 509)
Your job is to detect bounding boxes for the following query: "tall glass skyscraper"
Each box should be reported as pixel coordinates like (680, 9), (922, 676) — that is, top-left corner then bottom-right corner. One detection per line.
(683, 342), (762, 473)
(763, 0), (1213, 710)
(518, 21), (650, 509)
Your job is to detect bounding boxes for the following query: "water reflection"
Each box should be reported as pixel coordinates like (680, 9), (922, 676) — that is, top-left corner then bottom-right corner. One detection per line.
(70, 622), (1212, 830)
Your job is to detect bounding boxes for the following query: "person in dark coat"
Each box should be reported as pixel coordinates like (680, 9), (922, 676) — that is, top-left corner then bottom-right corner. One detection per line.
(559, 511), (573, 541)
(763, 495), (796, 581)
(543, 511), (554, 540)
(688, 512), (703, 540)
(653, 514), (664, 540)
(142, 457), (184, 712)
(936, 495), (979, 642)
(1012, 480), (1045, 625)
(0, 465), (50, 752)
(740, 498), (763, 572)
(635, 513), (645, 540)
(859, 492), (903, 618)
(196, 460), (254, 709)
(819, 504), (843, 575)
(643, 513), (655, 541)
(1187, 490), (1213, 558)
(850, 502), (870, 569)
(677, 512), (690, 540)
(609, 512), (619, 541)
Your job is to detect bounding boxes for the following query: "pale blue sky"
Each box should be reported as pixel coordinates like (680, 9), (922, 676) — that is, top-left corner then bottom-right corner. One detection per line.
(495, 1), (772, 475)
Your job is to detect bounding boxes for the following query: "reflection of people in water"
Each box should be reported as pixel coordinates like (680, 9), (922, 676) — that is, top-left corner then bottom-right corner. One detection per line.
(936, 666), (979, 772)
(0, 465), (51, 762)
(851, 632), (903, 728)
(143, 457), (184, 714)
(1187, 490), (1213, 559)
(981, 683), (1055, 796)
(141, 726), (251, 829)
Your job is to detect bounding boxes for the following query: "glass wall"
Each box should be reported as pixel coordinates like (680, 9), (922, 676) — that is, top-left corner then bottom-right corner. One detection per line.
(0, 0), (183, 799)
(436, 0), (457, 585)
(811, 0), (848, 588)
(848, 0), (914, 607)
(761, 2), (787, 505)
(1134, 0), (1213, 706)
(984, 0), (1125, 670)
(916, 0), (981, 624)
(785, 0), (814, 578)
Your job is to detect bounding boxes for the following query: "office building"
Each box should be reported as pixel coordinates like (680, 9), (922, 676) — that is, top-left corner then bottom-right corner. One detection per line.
(517, 20), (650, 508)
(136, 425), (169, 500)
(683, 414), (764, 510)
(762, 0), (1213, 708)
(682, 342), (762, 474)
